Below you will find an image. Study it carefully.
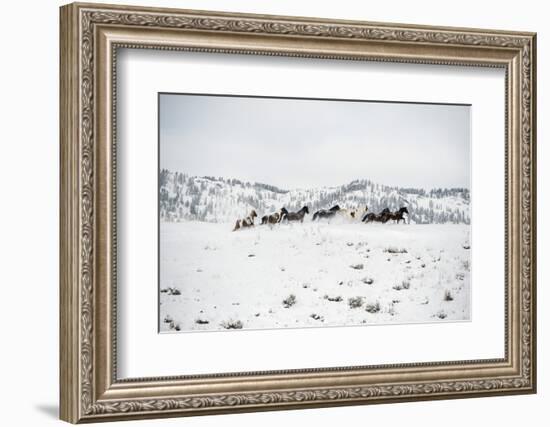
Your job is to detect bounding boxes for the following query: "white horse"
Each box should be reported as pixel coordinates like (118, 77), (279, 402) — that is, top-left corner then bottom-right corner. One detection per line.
(335, 206), (365, 222)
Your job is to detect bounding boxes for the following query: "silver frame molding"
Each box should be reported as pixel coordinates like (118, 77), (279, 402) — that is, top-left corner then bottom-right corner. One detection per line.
(60, 2), (536, 423)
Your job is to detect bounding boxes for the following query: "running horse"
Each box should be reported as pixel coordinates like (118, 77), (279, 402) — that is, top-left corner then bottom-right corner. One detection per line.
(362, 208), (391, 223)
(261, 208), (287, 225)
(312, 205), (340, 221)
(387, 207), (409, 224)
(281, 206), (309, 223)
(232, 210), (258, 231)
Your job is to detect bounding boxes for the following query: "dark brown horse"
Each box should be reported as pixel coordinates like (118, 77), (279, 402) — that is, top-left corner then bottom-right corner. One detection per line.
(363, 208), (390, 223)
(232, 210), (257, 231)
(387, 207), (409, 224)
(281, 206), (309, 223)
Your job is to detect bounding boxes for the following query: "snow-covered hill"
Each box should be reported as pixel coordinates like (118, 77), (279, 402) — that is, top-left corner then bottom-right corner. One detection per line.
(159, 170), (470, 224)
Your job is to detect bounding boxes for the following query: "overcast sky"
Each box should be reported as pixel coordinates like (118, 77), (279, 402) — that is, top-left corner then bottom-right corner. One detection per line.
(159, 93), (470, 190)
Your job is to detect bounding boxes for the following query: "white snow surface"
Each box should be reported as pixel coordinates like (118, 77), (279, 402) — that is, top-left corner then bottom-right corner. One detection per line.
(160, 220), (471, 333)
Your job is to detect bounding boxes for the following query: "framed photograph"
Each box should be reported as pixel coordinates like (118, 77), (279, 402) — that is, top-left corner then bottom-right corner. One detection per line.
(60, 2), (537, 423)
(157, 93), (474, 333)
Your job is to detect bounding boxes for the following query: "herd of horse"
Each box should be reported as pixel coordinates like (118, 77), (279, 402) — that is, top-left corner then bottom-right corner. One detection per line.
(232, 205), (409, 231)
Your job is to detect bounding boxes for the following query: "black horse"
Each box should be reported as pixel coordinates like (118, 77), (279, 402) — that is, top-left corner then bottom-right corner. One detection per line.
(362, 208), (391, 223)
(387, 207), (409, 224)
(312, 205), (340, 221)
(281, 206), (309, 223)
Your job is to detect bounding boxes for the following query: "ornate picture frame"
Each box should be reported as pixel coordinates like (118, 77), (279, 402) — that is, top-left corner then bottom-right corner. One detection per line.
(60, 2), (536, 423)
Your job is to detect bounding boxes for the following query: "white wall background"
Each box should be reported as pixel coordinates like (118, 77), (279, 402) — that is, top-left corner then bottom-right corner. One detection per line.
(0, 0), (545, 426)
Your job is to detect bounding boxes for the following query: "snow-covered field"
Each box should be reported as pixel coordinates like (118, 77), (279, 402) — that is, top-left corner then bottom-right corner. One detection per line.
(160, 221), (471, 332)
